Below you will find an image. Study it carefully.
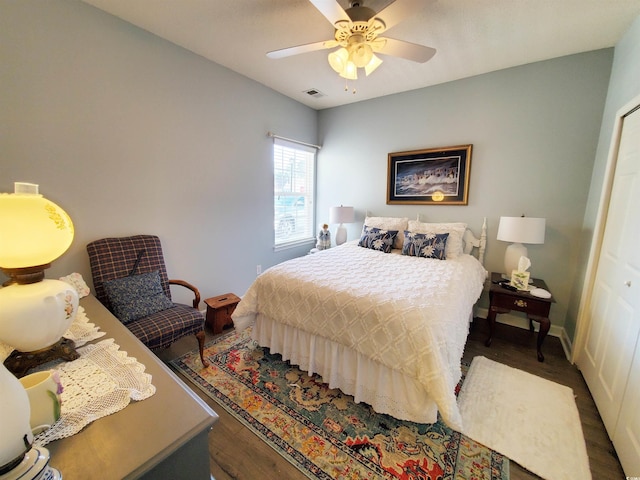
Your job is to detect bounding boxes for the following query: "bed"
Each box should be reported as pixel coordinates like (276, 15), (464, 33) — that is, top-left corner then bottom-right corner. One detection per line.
(232, 216), (487, 430)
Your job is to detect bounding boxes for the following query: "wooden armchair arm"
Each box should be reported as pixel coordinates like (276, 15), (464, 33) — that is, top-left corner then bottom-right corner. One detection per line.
(169, 279), (201, 309)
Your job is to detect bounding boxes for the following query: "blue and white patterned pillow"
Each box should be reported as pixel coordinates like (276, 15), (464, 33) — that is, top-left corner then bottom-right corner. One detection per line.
(402, 231), (449, 259)
(103, 270), (175, 323)
(358, 226), (399, 253)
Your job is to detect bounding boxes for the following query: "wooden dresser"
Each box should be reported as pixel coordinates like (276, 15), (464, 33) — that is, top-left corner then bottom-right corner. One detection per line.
(46, 295), (218, 479)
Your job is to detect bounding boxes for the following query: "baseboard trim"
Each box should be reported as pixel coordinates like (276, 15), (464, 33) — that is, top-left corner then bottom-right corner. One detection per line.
(474, 307), (572, 361)
(559, 329), (573, 363)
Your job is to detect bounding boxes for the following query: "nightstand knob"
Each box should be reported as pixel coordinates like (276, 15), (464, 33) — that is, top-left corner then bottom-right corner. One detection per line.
(514, 299), (527, 308)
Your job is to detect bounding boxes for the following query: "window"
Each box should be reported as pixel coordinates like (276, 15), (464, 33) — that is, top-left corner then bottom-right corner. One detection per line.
(273, 137), (316, 248)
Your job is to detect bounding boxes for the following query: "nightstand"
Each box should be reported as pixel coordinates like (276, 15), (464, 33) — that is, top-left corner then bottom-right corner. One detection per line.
(485, 272), (555, 362)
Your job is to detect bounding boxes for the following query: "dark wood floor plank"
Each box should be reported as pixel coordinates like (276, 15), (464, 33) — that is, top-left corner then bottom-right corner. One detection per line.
(159, 318), (625, 480)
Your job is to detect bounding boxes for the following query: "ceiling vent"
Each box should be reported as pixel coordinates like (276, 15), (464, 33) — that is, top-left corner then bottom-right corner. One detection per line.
(304, 88), (326, 98)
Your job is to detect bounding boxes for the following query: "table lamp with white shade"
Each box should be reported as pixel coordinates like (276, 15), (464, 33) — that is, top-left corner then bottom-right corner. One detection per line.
(329, 205), (355, 246)
(496, 216), (546, 275)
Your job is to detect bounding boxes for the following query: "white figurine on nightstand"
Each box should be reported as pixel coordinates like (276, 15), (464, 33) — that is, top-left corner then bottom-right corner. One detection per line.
(316, 223), (331, 250)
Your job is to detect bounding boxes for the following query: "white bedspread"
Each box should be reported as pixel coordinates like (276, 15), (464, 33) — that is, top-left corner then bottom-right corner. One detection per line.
(233, 241), (487, 429)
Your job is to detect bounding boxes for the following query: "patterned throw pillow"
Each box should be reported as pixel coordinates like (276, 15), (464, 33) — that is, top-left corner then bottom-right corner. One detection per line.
(402, 231), (449, 259)
(103, 270), (174, 323)
(407, 220), (466, 259)
(363, 216), (409, 249)
(358, 226), (399, 253)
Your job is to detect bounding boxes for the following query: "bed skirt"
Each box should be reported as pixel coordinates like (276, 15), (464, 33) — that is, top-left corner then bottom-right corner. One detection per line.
(252, 313), (441, 424)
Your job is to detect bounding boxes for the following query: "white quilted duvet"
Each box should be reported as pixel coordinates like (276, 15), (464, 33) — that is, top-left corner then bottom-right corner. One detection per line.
(232, 241), (487, 429)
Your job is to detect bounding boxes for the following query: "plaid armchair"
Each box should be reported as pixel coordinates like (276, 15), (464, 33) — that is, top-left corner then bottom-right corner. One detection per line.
(87, 235), (207, 367)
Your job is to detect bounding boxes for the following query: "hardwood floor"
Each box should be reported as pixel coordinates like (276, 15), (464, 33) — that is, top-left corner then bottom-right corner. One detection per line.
(159, 318), (625, 479)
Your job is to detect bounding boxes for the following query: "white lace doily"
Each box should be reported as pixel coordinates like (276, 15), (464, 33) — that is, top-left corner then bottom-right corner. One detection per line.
(59, 272), (91, 299)
(63, 305), (106, 346)
(34, 338), (156, 447)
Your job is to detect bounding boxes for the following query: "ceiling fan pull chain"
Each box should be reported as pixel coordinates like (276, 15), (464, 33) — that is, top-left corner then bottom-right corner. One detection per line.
(343, 79), (356, 95)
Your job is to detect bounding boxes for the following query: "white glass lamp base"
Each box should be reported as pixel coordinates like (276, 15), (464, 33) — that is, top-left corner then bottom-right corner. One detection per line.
(0, 279), (78, 352)
(504, 242), (528, 276)
(335, 224), (347, 246)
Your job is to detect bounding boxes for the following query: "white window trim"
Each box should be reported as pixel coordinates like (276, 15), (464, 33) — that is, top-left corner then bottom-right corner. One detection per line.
(272, 136), (318, 249)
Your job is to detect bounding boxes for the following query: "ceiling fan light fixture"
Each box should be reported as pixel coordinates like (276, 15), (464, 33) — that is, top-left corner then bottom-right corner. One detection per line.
(270, 0), (438, 87)
(340, 60), (358, 80)
(349, 42), (373, 68)
(328, 47), (349, 73)
(364, 53), (382, 76)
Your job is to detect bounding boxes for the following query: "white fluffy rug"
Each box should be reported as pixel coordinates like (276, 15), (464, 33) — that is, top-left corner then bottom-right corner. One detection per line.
(457, 356), (591, 480)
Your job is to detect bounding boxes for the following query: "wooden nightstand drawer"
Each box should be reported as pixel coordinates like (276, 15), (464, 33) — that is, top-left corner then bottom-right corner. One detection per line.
(491, 292), (551, 317)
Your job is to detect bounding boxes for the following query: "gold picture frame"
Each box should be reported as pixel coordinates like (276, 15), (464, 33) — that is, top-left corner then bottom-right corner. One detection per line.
(387, 145), (472, 205)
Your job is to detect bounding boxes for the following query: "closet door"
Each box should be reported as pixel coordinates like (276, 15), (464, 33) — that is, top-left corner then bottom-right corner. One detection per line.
(610, 106), (640, 475)
(578, 105), (640, 475)
(614, 337), (640, 475)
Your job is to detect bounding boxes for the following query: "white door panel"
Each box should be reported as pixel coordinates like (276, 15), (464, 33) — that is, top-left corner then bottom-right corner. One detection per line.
(578, 105), (640, 475)
(584, 284), (609, 366)
(615, 339), (640, 476)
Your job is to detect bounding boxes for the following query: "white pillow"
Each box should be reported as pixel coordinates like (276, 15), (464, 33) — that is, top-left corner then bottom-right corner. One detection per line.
(407, 220), (467, 259)
(363, 216), (409, 250)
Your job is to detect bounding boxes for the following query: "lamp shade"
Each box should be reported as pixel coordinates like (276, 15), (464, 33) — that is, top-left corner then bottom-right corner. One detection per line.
(329, 206), (355, 225)
(497, 217), (545, 244)
(340, 61), (358, 80)
(328, 48), (358, 80)
(364, 54), (383, 76)
(0, 183), (74, 270)
(328, 48), (349, 74)
(497, 216), (546, 275)
(349, 42), (373, 68)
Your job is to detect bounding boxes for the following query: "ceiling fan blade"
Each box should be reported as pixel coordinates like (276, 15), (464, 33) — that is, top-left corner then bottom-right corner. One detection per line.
(375, 37), (436, 63)
(309, 0), (350, 26)
(267, 40), (333, 59)
(375, 0), (426, 31)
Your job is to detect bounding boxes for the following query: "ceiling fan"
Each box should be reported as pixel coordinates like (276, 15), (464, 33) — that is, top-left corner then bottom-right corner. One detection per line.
(267, 0), (436, 80)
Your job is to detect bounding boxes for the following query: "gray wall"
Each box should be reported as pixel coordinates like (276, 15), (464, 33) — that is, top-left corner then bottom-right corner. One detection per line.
(567, 15), (640, 341)
(1, 0), (317, 304)
(316, 50), (613, 336)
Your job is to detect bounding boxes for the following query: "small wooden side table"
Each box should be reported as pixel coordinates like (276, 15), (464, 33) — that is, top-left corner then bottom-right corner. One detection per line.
(204, 293), (240, 334)
(485, 272), (555, 362)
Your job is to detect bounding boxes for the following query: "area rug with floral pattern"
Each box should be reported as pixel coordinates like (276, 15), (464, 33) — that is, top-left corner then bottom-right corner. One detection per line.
(169, 328), (509, 480)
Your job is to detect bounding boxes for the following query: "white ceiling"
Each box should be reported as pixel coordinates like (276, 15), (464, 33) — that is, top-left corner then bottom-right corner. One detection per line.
(80, 0), (640, 110)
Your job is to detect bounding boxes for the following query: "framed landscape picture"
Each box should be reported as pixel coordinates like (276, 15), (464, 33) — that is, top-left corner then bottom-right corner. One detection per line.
(387, 144), (472, 205)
